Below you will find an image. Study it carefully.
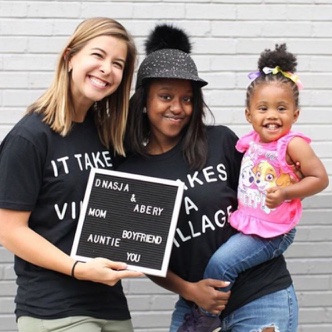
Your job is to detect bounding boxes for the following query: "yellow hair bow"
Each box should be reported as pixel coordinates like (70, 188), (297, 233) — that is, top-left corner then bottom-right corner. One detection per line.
(262, 66), (303, 89)
(248, 66), (303, 89)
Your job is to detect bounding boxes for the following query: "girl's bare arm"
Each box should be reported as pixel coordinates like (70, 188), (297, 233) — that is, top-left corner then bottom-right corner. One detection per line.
(266, 137), (329, 208)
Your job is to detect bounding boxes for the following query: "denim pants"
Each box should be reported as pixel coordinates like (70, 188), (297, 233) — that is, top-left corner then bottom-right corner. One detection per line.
(204, 229), (296, 290)
(169, 285), (298, 332)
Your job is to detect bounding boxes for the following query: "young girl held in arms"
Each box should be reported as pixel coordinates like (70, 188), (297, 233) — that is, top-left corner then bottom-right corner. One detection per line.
(179, 44), (329, 332)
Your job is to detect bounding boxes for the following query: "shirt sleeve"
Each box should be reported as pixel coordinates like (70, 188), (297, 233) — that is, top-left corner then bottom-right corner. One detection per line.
(0, 134), (44, 210)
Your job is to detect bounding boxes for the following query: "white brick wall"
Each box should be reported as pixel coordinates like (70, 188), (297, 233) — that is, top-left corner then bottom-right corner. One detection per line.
(0, 1), (331, 331)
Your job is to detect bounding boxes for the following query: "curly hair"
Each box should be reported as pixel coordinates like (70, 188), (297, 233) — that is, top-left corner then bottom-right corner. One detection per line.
(246, 43), (300, 108)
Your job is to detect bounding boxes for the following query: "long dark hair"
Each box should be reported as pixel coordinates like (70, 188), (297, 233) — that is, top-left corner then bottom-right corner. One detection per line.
(124, 79), (213, 170)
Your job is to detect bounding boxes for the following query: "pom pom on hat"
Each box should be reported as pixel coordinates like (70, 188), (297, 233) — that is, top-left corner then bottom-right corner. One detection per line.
(144, 24), (192, 55)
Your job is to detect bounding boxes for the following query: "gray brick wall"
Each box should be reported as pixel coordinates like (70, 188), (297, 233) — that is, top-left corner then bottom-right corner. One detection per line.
(0, 1), (331, 331)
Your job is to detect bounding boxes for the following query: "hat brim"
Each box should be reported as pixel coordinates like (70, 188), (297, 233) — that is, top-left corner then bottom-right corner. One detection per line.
(140, 71), (208, 88)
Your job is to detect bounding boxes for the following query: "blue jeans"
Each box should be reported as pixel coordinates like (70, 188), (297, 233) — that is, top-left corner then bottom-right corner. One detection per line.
(204, 229), (296, 291)
(169, 285), (298, 331)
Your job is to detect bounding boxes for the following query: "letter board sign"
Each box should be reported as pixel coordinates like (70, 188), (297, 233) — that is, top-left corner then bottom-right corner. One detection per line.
(71, 168), (184, 277)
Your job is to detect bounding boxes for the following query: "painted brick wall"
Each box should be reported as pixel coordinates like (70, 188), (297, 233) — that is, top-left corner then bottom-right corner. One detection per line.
(0, 1), (331, 331)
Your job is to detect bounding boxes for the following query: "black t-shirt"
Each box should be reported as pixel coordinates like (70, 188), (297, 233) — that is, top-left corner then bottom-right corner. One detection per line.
(0, 112), (131, 320)
(118, 125), (292, 317)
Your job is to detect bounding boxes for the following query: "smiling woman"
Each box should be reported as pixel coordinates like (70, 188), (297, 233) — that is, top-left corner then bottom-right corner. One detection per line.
(116, 25), (328, 332)
(68, 35), (128, 120)
(28, 16), (137, 155)
(144, 79), (194, 154)
(0, 17), (142, 332)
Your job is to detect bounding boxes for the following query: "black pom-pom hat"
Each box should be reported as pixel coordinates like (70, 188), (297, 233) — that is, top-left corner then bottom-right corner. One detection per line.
(135, 24), (207, 88)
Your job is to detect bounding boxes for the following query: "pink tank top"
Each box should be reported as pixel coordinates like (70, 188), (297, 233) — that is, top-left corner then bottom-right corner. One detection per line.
(230, 130), (311, 238)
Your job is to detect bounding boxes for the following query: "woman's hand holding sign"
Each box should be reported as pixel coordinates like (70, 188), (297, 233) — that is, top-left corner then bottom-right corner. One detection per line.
(72, 257), (143, 286)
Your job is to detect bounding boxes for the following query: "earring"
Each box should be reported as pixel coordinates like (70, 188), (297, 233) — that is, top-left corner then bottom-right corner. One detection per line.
(143, 107), (147, 114)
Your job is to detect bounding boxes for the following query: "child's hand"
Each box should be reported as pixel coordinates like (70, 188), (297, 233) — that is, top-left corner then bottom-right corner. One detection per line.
(265, 187), (287, 208)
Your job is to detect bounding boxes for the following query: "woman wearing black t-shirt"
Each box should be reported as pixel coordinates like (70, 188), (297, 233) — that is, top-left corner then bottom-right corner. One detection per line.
(119, 24), (298, 332)
(0, 17), (142, 332)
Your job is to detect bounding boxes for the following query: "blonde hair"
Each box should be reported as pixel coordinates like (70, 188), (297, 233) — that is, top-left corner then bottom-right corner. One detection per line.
(27, 17), (137, 156)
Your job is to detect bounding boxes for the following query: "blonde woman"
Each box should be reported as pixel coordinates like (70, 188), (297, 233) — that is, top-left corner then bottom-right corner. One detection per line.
(0, 17), (142, 332)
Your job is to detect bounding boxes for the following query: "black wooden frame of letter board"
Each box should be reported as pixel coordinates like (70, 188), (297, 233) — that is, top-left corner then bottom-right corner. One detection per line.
(70, 168), (184, 277)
